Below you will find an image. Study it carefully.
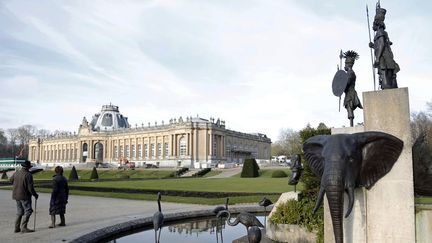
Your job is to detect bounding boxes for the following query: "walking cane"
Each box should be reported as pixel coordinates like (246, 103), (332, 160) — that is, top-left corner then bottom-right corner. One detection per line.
(34, 198), (37, 231)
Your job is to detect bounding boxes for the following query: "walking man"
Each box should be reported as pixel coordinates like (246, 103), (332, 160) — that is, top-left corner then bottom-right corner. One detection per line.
(10, 160), (39, 233)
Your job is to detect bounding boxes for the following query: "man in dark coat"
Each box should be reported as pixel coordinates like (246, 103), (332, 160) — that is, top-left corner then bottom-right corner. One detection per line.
(10, 160), (39, 233)
(49, 166), (69, 228)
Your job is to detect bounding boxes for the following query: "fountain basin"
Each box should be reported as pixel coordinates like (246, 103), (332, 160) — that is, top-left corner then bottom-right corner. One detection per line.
(70, 205), (268, 243)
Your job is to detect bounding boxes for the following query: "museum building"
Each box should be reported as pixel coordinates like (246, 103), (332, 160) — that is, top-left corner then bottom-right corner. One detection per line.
(28, 104), (271, 168)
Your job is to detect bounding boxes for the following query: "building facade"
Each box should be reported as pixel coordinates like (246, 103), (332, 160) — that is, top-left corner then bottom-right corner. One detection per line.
(28, 105), (271, 168)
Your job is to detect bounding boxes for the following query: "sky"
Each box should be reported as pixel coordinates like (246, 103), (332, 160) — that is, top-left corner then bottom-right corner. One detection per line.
(1, 0), (431, 142)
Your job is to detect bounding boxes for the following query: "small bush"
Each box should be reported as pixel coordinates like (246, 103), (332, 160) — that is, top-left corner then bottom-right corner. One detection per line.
(90, 167), (99, 180)
(270, 196), (324, 243)
(241, 158), (259, 178)
(69, 166), (79, 181)
(175, 167), (189, 177)
(1, 172), (7, 180)
(194, 168), (211, 177)
(271, 170), (288, 178)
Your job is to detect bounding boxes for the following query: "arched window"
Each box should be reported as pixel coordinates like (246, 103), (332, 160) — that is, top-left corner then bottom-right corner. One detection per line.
(82, 143), (88, 162)
(94, 142), (103, 163)
(179, 137), (187, 156)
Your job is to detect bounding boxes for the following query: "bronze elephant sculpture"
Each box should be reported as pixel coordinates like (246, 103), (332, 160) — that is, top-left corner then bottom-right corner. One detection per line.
(303, 131), (403, 243)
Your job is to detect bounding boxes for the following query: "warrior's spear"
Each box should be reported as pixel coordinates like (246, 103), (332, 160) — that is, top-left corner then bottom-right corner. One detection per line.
(366, 4), (376, 91)
(338, 50), (343, 112)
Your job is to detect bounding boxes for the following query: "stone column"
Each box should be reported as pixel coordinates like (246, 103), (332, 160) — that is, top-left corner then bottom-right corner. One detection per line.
(362, 88), (415, 243)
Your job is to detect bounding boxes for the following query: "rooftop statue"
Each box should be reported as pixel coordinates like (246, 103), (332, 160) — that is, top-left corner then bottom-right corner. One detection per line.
(368, 2), (400, 89)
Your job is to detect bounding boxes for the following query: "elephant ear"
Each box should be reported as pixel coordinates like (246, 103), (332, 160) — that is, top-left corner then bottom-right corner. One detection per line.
(303, 135), (329, 178)
(355, 131), (404, 189)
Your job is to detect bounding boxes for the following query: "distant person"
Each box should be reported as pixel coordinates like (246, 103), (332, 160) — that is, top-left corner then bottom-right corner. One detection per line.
(10, 160), (39, 233)
(49, 166), (69, 228)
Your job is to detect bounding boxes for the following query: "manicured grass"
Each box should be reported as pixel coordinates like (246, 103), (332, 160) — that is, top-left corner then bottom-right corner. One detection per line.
(2, 168), (299, 205)
(69, 176), (297, 193)
(33, 169), (175, 180)
(231, 168), (292, 178)
(415, 197), (432, 204)
(35, 188), (281, 205)
(201, 170), (222, 178)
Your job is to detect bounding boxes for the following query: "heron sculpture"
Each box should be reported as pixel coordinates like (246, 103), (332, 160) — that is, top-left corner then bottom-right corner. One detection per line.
(217, 210), (264, 234)
(153, 192), (164, 243)
(247, 226), (262, 243)
(258, 197), (273, 227)
(213, 197), (229, 215)
(213, 198), (229, 243)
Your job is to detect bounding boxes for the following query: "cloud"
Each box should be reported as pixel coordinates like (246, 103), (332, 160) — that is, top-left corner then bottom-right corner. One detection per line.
(0, 0), (431, 141)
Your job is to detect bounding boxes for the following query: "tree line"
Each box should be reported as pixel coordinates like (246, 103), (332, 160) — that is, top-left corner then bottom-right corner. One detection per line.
(0, 125), (69, 158)
(272, 101), (432, 158)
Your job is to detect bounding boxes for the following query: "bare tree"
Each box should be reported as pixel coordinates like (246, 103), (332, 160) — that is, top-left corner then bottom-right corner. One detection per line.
(0, 129), (7, 146)
(272, 128), (302, 157)
(36, 129), (51, 138)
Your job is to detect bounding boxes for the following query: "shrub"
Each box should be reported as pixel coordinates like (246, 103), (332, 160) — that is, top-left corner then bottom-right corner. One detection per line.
(271, 170), (288, 178)
(90, 167), (99, 180)
(175, 167), (189, 177)
(270, 197), (324, 242)
(1, 172), (7, 180)
(194, 168), (211, 177)
(69, 166), (79, 181)
(241, 158), (259, 178)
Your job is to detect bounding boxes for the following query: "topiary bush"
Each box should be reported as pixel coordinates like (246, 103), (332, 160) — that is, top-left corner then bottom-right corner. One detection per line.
(90, 167), (99, 180)
(241, 158), (260, 178)
(69, 166), (79, 181)
(1, 172), (7, 180)
(271, 170), (288, 178)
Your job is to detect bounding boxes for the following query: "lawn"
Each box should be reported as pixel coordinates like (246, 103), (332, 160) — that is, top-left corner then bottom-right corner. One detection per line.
(67, 168), (295, 193)
(33, 168), (176, 180)
(69, 176), (295, 193)
(5, 167), (296, 205)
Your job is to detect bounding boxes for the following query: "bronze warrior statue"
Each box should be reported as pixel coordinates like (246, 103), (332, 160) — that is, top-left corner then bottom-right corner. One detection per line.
(343, 50), (363, 127)
(369, 2), (400, 89)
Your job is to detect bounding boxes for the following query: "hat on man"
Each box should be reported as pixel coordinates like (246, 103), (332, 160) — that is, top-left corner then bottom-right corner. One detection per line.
(22, 160), (33, 168)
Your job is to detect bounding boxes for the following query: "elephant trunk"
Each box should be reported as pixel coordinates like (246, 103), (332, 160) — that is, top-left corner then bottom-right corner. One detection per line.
(326, 184), (344, 243)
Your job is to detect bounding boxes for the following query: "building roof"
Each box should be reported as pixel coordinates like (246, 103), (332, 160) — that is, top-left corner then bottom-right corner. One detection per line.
(90, 104), (130, 131)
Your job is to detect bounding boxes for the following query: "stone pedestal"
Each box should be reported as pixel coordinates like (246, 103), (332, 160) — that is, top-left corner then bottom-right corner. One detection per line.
(324, 88), (415, 243)
(363, 88), (415, 243)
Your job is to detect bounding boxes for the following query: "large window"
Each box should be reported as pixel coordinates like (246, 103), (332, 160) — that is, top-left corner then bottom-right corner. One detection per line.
(145, 144), (148, 159)
(212, 135), (217, 156)
(151, 144), (155, 158)
(164, 142), (169, 158)
(131, 145), (136, 159)
(119, 145), (123, 157)
(114, 145), (118, 158)
(179, 137), (187, 156)
(138, 144), (142, 159)
(157, 143), (162, 159)
(125, 145), (129, 158)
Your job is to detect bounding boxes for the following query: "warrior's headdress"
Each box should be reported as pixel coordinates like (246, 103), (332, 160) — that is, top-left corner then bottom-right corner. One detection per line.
(374, 1), (386, 28)
(343, 50), (359, 64)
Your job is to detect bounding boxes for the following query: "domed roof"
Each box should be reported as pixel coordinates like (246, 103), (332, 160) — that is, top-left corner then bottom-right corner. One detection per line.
(90, 104), (130, 131)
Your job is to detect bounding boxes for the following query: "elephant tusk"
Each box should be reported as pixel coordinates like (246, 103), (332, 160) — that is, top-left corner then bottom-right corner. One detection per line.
(313, 186), (325, 214)
(344, 187), (355, 218)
